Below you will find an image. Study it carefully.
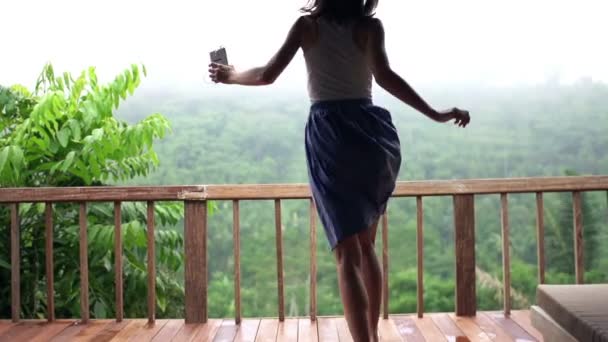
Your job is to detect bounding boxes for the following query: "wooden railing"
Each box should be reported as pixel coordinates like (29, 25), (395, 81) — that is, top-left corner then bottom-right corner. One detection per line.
(2, 176), (607, 324)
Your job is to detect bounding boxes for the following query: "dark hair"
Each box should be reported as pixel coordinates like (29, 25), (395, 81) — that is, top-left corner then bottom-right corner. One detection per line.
(300, 0), (378, 21)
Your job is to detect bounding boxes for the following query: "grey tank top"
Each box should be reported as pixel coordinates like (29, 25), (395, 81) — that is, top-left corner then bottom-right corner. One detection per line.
(303, 17), (373, 102)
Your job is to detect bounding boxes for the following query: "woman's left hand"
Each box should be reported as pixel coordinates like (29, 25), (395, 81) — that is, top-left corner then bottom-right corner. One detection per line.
(208, 63), (235, 84)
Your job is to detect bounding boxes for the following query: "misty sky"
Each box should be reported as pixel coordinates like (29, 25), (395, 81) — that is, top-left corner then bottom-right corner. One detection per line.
(3, 0), (608, 91)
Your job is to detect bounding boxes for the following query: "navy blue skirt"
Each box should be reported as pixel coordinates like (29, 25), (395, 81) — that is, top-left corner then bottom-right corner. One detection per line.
(305, 99), (402, 249)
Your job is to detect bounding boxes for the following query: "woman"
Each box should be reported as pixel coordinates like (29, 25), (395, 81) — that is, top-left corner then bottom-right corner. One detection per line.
(209, 0), (470, 340)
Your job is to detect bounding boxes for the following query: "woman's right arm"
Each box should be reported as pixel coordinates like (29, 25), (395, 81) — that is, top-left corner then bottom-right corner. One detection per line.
(367, 18), (469, 127)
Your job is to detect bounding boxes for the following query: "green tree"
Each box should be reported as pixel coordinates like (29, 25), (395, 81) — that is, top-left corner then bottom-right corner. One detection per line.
(0, 64), (184, 319)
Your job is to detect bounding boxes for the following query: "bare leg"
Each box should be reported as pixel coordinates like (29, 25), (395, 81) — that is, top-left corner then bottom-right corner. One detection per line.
(358, 220), (382, 342)
(334, 234), (371, 342)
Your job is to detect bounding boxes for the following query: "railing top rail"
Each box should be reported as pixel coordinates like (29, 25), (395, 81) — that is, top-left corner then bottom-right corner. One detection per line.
(1, 176), (607, 203)
(394, 175), (608, 196)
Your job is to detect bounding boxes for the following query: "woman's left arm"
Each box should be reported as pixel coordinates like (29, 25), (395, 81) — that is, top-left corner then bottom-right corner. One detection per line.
(209, 17), (304, 86)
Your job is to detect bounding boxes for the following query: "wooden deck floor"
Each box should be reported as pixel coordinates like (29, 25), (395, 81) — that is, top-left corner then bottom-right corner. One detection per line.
(0, 310), (542, 341)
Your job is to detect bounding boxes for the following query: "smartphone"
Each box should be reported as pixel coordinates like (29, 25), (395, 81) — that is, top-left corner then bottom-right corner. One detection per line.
(210, 47), (228, 65)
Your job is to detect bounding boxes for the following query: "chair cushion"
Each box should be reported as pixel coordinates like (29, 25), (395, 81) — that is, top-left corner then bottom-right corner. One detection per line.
(537, 284), (608, 342)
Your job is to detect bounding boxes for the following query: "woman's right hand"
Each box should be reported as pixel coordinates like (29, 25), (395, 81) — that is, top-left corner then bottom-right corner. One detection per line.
(208, 63), (236, 84)
(435, 108), (470, 127)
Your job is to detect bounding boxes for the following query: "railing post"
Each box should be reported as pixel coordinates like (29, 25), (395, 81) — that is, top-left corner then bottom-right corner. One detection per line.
(416, 196), (424, 318)
(573, 191), (584, 284)
(535, 193), (546, 285)
(501, 193), (511, 316)
(381, 211), (389, 320)
(45, 202), (55, 322)
(147, 201), (156, 324)
(10, 203), (20, 323)
(275, 199), (285, 322)
(309, 199), (317, 322)
(453, 195), (476, 316)
(79, 202), (89, 323)
(233, 200), (241, 324)
(114, 202), (124, 322)
(184, 200), (208, 323)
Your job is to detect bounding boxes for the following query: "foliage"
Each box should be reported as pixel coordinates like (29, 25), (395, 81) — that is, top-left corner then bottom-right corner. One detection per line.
(0, 63), (169, 187)
(0, 64), (184, 319)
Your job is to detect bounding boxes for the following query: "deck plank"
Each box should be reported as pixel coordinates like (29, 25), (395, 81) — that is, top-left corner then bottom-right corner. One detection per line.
(47, 321), (86, 342)
(378, 318), (403, 341)
(255, 319), (279, 342)
(276, 318), (299, 341)
(317, 317), (339, 342)
(172, 323), (205, 342)
(431, 313), (468, 341)
(200, 320), (223, 341)
(30, 321), (74, 342)
(108, 320), (147, 341)
(472, 313), (514, 341)
(126, 319), (169, 341)
(152, 319), (185, 342)
(448, 314), (491, 342)
(50, 321), (110, 342)
(234, 319), (261, 342)
(298, 319), (318, 342)
(150, 319), (185, 341)
(2, 321), (74, 341)
(214, 320), (239, 342)
(413, 316), (447, 341)
(391, 315), (426, 342)
(73, 320), (115, 341)
(510, 310), (543, 341)
(334, 317), (353, 342)
(82, 320), (130, 342)
(485, 312), (537, 341)
(0, 322), (17, 336)
(0, 322), (40, 341)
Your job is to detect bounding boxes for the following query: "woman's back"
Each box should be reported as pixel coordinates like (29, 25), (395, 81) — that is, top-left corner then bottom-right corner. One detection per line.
(303, 16), (372, 102)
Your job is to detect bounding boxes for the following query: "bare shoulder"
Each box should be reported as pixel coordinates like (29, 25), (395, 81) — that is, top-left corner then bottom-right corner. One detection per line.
(297, 15), (320, 35)
(353, 16), (383, 50)
(298, 14), (316, 23)
(365, 17), (384, 37)
(355, 17), (384, 38)
(297, 15), (317, 50)
(294, 15), (315, 30)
